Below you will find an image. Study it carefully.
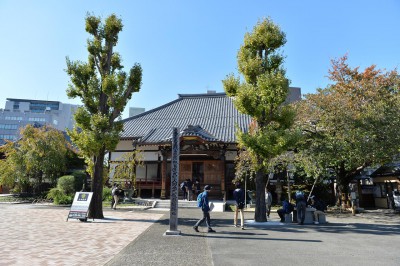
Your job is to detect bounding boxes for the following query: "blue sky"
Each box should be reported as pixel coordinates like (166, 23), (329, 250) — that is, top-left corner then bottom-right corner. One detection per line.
(1, 0), (399, 119)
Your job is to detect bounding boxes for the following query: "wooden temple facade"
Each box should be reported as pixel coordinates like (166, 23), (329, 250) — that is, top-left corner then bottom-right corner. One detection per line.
(109, 89), (301, 200)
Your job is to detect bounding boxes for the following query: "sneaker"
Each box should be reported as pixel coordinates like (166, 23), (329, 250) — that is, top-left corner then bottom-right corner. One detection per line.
(208, 229), (216, 233)
(193, 226), (199, 232)
(234, 224), (239, 228)
(314, 221), (319, 225)
(241, 227), (245, 230)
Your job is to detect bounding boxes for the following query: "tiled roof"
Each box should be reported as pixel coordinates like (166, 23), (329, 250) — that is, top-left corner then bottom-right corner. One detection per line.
(121, 92), (252, 144)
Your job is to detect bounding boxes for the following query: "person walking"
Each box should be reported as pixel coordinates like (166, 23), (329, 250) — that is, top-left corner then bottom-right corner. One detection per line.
(233, 183), (245, 229)
(265, 188), (272, 218)
(111, 183), (117, 209)
(193, 185), (216, 233)
(295, 189), (307, 225)
(112, 184), (122, 210)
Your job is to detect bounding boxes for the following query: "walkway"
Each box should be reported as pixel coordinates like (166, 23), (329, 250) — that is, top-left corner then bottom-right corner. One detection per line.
(0, 203), (399, 266)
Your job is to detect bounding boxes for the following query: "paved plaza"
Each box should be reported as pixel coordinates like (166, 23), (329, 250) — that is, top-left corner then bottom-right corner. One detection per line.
(0, 203), (399, 266)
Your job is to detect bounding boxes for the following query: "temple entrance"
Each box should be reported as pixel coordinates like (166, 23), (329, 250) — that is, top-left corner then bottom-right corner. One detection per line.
(192, 162), (204, 183)
(179, 160), (224, 199)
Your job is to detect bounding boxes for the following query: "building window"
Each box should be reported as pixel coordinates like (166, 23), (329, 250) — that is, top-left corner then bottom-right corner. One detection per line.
(0, 134), (17, 141)
(5, 116), (22, 121)
(0, 124), (18, 130)
(28, 117), (46, 122)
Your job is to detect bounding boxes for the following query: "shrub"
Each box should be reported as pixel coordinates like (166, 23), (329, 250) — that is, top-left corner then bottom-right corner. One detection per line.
(70, 170), (87, 192)
(103, 186), (112, 201)
(46, 187), (73, 205)
(57, 175), (75, 194)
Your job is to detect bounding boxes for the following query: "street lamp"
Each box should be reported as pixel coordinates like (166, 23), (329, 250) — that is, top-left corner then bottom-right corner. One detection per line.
(287, 163), (295, 202)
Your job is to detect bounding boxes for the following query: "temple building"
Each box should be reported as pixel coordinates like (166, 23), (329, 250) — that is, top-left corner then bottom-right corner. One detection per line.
(109, 88), (301, 200)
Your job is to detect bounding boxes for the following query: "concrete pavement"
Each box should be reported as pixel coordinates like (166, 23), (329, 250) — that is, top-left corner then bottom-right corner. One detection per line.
(0, 203), (399, 266)
(107, 208), (400, 266)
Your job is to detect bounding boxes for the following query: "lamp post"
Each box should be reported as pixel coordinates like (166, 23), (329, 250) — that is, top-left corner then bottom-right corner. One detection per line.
(287, 164), (295, 203)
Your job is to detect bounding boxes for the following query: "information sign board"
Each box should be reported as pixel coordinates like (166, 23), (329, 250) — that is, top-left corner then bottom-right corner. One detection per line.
(67, 192), (93, 221)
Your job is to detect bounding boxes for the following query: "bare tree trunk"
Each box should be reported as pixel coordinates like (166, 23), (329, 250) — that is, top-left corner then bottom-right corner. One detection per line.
(254, 169), (267, 222)
(89, 149), (105, 219)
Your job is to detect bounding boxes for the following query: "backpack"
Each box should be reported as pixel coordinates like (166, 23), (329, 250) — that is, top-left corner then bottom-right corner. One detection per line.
(295, 191), (305, 201)
(180, 182), (186, 191)
(197, 192), (204, 207)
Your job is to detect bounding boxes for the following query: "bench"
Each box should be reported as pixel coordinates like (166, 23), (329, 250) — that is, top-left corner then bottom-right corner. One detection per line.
(294, 207), (327, 224)
(284, 213), (292, 223)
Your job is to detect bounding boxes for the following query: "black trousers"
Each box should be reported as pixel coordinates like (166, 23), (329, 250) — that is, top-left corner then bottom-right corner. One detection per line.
(277, 209), (286, 221)
(194, 211), (211, 228)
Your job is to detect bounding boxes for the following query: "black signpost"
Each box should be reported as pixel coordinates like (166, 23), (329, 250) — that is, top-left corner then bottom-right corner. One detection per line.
(66, 192), (93, 222)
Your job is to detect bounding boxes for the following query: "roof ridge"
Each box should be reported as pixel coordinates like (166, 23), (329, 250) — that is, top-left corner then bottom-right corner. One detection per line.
(121, 97), (182, 122)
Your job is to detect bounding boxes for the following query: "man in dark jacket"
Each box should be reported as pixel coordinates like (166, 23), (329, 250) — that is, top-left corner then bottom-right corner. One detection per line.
(193, 185), (216, 233)
(295, 190), (307, 225)
(277, 197), (293, 222)
(310, 195), (326, 224)
(233, 183), (245, 229)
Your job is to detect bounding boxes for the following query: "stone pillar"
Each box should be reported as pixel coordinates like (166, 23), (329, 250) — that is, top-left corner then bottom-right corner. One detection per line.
(164, 128), (181, 236)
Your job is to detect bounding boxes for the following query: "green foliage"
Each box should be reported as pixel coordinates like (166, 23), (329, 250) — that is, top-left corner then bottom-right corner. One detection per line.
(46, 173), (85, 205)
(223, 17), (300, 222)
(46, 187), (73, 205)
(66, 13), (142, 218)
(0, 125), (69, 191)
(57, 175), (75, 195)
(70, 170), (87, 192)
(295, 55), (400, 199)
(103, 186), (112, 201)
(112, 150), (143, 185)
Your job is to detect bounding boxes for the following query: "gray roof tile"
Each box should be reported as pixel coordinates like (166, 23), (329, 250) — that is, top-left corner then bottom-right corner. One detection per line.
(121, 93), (251, 143)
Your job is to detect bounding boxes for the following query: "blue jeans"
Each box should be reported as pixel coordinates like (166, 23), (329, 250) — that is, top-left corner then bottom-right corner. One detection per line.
(296, 201), (307, 224)
(194, 211), (211, 229)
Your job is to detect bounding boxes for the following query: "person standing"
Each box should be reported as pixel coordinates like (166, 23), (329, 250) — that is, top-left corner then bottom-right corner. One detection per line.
(295, 189), (307, 225)
(186, 179), (193, 201)
(233, 183), (245, 229)
(180, 180), (187, 200)
(193, 185), (216, 233)
(194, 178), (201, 197)
(265, 188), (272, 218)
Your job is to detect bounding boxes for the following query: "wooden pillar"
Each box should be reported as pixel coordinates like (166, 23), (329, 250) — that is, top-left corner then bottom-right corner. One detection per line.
(160, 148), (169, 199)
(138, 179), (141, 198)
(220, 145), (227, 202)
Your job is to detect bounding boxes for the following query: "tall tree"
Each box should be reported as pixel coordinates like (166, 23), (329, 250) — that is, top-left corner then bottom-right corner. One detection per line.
(66, 14), (142, 218)
(295, 55), (400, 205)
(223, 18), (299, 222)
(0, 124), (68, 192)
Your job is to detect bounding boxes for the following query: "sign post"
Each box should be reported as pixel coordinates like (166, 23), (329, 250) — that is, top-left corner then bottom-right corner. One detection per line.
(164, 127), (181, 236)
(66, 192), (93, 222)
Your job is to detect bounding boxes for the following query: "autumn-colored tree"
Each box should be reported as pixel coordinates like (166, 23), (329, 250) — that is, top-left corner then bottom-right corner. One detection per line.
(0, 125), (68, 192)
(223, 18), (300, 222)
(295, 55), (400, 205)
(66, 14), (142, 218)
